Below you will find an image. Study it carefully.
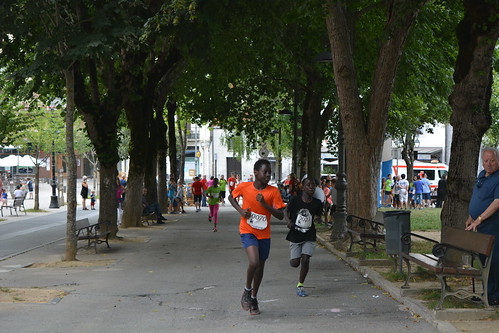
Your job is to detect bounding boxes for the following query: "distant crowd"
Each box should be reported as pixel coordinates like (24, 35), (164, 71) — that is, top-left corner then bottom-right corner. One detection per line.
(381, 172), (447, 209)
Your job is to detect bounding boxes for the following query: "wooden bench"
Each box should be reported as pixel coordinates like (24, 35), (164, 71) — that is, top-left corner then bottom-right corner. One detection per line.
(76, 218), (111, 253)
(141, 212), (157, 225)
(401, 226), (495, 309)
(346, 215), (385, 259)
(0, 196), (27, 217)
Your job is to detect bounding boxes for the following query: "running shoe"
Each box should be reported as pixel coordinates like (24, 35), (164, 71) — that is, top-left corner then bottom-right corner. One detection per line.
(296, 286), (308, 297)
(241, 289), (251, 311)
(250, 297), (260, 315)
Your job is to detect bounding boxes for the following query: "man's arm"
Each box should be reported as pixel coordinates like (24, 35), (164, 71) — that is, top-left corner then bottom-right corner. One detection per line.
(465, 199), (499, 231)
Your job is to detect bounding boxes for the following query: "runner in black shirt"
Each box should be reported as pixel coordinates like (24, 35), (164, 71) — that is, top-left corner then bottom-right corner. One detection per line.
(285, 177), (323, 297)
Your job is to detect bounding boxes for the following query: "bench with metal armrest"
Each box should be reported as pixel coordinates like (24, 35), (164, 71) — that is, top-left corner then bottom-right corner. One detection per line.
(401, 226), (495, 309)
(76, 218), (111, 253)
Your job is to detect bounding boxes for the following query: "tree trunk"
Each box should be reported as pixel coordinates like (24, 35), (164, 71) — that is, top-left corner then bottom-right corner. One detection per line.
(177, 120), (187, 185)
(156, 111), (168, 213)
(63, 67), (78, 261)
(167, 99), (178, 179)
(34, 164), (40, 210)
(326, 0), (426, 219)
(74, 61), (121, 232)
(441, 0), (498, 232)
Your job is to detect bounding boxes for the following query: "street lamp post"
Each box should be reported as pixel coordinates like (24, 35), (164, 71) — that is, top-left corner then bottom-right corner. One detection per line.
(49, 140), (59, 208)
(315, 51), (347, 242)
(331, 120), (346, 241)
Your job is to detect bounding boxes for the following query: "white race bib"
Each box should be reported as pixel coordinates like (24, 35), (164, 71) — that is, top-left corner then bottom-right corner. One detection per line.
(248, 212), (268, 230)
(295, 209), (312, 233)
(212, 192), (219, 198)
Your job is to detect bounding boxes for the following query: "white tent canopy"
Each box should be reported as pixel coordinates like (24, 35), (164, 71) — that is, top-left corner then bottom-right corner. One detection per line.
(0, 155), (45, 167)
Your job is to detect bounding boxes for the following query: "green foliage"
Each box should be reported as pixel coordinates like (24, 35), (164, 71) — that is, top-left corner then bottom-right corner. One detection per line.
(387, 2), (459, 141)
(483, 62), (499, 147)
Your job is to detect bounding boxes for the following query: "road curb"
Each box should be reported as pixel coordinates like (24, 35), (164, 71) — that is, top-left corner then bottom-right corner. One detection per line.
(316, 235), (461, 333)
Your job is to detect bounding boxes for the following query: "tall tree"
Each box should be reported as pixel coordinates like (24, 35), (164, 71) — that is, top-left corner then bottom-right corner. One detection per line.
(326, 0), (428, 220)
(442, 0), (498, 231)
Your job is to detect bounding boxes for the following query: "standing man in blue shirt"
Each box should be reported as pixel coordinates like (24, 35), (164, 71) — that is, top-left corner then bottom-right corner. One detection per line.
(466, 147), (499, 306)
(421, 173), (432, 208)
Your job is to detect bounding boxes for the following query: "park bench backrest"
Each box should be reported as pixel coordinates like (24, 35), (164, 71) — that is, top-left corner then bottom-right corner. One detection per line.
(76, 218), (91, 230)
(14, 198), (24, 207)
(442, 227), (494, 256)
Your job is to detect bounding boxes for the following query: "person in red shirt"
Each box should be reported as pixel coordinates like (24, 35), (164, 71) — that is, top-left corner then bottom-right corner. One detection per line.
(191, 176), (204, 213)
(200, 175), (208, 207)
(228, 172), (237, 192)
(229, 159), (285, 315)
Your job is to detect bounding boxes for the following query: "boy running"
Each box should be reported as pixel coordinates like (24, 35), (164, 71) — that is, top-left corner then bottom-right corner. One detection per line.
(228, 159), (285, 315)
(285, 177), (323, 297)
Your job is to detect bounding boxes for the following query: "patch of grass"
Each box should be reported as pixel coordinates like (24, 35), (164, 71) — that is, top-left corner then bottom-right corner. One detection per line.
(378, 207), (442, 231)
(380, 265), (436, 283)
(0, 287), (11, 293)
(381, 269), (407, 283)
(26, 209), (49, 213)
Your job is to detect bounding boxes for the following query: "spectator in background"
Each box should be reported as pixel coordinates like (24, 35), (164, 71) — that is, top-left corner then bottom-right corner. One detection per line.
(398, 174), (409, 209)
(90, 190), (96, 210)
(384, 174), (393, 207)
(1, 188), (8, 205)
(167, 178), (177, 214)
(392, 175), (401, 208)
(436, 174), (447, 208)
(413, 175), (423, 209)
(380, 177), (386, 207)
(116, 177), (125, 225)
(421, 173), (432, 208)
(80, 176), (89, 210)
(142, 188), (168, 224)
(201, 175), (208, 207)
(27, 178), (33, 199)
(14, 185), (25, 198)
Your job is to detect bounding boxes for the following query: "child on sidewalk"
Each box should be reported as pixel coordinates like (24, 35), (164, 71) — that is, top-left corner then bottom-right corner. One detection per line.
(90, 190), (96, 210)
(228, 159), (285, 315)
(285, 177), (323, 297)
(206, 178), (221, 231)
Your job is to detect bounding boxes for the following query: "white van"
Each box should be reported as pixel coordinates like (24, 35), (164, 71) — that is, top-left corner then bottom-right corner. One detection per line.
(391, 159), (448, 189)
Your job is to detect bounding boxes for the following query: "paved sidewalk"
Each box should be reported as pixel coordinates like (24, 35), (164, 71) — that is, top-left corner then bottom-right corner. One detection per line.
(0, 194), (496, 332)
(0, 204), (439, 333)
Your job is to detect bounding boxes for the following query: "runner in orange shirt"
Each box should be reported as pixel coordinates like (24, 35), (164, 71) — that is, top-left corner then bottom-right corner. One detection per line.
(228, 159), (285, 315)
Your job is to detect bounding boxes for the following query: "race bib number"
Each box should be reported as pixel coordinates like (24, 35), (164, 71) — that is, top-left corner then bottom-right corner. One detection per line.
(248, 212), (268, 230)
(294, 209), (312, 233)
(212, 192), (219, 198)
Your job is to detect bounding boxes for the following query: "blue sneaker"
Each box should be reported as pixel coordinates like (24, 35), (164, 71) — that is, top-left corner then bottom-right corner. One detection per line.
(296, 286), (308, 297)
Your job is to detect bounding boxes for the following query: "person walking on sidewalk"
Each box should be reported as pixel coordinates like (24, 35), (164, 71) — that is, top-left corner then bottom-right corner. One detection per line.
(228, 159), (285, 315)
(285, 177), (323, 297)
(206, 178), (221, 232)
(80, 176), (89, 210)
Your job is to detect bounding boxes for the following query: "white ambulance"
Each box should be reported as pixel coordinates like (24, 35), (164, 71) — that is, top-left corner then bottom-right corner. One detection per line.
(391, 159), (448, 189)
